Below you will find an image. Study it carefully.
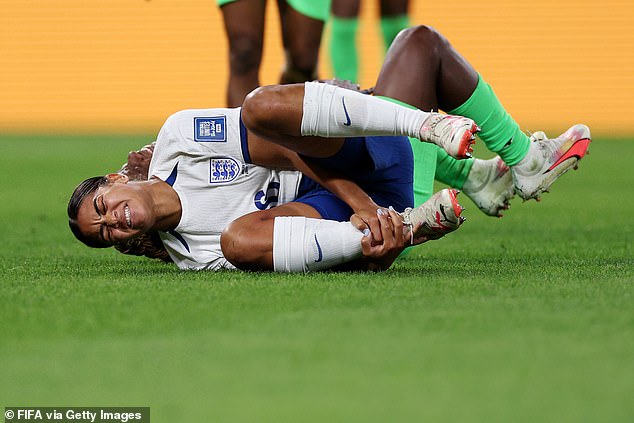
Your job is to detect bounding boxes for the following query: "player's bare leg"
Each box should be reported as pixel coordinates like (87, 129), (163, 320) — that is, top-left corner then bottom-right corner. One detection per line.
(279, 4), (324, 84)
(373, 25), (479, 114)
(220, 0), (266, 107)
(379, 0), (410, 50)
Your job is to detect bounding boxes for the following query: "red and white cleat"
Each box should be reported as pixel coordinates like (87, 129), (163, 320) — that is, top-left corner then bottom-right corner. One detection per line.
(419, 113), (480, 159)
(400, 188), (465, 244)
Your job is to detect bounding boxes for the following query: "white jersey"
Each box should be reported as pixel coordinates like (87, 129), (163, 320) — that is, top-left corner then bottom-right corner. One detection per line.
(148, 108), (302, 270)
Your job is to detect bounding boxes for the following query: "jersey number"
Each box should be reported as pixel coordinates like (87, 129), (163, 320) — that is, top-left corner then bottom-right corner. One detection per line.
(254, 182), (280, 210)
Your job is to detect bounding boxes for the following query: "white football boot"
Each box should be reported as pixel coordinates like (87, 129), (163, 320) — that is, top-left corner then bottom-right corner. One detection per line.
(529, 131), (548, 143)
(512, 124), (591, 200)
(419, 113), (480, 159)
(462, 156), (514, 217)
(400, 188), (465, 243)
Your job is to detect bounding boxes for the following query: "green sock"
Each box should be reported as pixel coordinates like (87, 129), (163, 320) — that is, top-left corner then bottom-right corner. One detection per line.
(380, 14), (409, 51)
(329, 16), (359, 83)
(449, 75), (530, 166)
(435, 148), (474, 190)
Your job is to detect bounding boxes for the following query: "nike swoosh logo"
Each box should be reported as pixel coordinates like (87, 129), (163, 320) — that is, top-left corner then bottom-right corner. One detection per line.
(314, 234), (323, 262)
(342, 97), (351, 126)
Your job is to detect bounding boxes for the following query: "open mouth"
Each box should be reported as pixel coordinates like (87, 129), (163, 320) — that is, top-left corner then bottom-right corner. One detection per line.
(124, 205), (132, 228)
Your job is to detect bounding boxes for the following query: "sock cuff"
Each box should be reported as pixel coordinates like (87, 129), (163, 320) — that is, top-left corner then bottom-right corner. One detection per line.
(301, 81), (427, 139)
(380, 14), (409, 49)
(448, 74), (530, 166)
(374, 95), (416, 110)
(273, 216), (307, 273)
(330, 15), (360, 30)
(380, 14), (409, 26)
(448, 74), (486, 116)
(273, 216), (365, 273)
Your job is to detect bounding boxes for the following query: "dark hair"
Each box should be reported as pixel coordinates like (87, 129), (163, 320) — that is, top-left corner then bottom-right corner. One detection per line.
(68, 176), (109, 248)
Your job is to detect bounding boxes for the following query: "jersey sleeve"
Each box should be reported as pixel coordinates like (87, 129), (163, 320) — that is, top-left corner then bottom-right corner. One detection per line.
(149, 107), (249, 181)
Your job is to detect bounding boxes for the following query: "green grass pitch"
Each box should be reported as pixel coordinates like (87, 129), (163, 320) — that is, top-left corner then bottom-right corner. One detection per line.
(1, 133), (632, 422)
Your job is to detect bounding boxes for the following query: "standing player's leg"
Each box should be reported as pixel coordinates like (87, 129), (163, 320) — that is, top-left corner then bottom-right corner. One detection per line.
(219, 0), (266, 107)
(329, 0), (361, 83)
(378, 0), (409, 51)
(373, 25), (591, 202)
(280, 0), (327, 84)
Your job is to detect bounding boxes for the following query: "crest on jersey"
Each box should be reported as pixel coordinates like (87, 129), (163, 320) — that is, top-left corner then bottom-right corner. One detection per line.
(209, 157), (241, 183)
(194, 116), (226, 142)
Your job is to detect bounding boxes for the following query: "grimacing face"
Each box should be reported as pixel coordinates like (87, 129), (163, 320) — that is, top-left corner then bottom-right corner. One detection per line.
(75, 176), (157, 246)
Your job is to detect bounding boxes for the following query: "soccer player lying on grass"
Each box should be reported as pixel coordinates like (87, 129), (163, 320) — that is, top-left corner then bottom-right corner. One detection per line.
(68, 101), (469, 272)
(68, 25), (591, 272)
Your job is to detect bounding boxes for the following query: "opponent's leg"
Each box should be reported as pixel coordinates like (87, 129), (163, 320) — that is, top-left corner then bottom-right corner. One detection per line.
(374, 25), (590, 201)
(372, 34), (508, 212)
(378, 0), (409, 51)
(329, 0), (360, 83)
(373, 25), (529, 163)
(220, 0), (266, 107)
(279, 2), (325, 84)
(374, 26), (527, 161)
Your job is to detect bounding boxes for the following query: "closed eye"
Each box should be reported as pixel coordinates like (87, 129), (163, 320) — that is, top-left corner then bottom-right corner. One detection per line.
(104, 226), (112, 243)
(93, 195), (101, 217)
(93, 195), (108, 243)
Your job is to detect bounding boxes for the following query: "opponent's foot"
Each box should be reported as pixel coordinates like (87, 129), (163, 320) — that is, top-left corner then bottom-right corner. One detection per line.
(512, 124), (591, 200)
(419, 113), (480, 159)
(462, 156), (514, 217)
(400, 188), (465, 244)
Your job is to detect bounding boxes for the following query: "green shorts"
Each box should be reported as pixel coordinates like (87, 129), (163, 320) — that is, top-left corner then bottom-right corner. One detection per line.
(287, 0), (331, 21)
(217, 0), (238, 7)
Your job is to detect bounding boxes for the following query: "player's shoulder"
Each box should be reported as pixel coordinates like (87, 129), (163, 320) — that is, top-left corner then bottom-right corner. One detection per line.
(155, 106), (243, 150)
(162, 107), (241, 131)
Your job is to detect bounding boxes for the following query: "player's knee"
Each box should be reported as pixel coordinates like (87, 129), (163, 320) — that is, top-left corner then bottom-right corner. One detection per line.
(229, 36), (262, 75)
(241, 85), (277, 132)
(221, 225), (251, 269)
(398, 25), (448, 56)
(221, 215), (273, 270)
